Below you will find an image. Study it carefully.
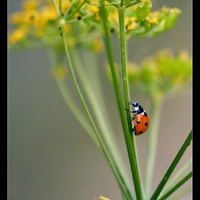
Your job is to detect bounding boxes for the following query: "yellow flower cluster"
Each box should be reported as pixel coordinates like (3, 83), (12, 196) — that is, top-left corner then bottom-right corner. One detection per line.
(125, 17), (137, 31)
(9, 0), (68, 44)
(8, 0), (181, 49)
(8, 0), (105, 52)
(145, 11), (159, 25)
(127, 49), (192, 96)
(86, 6), (100, 20)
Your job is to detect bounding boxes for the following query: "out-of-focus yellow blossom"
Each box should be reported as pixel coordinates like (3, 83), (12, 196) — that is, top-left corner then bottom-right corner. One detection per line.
(22, 0), (39, 11)
(54, 64), (67, 80)
(38, 7), (57, 28)
(127, 49), (192, 97)
(61, 1), (70, 13)
(23, 10), (40, 25)
(146, 11), (159, 25)
(108, 8), (118, 27)
(87, 6), (100, 20)
(10, 12), (25, 24)
(9, 27), (27, 44)
(8, 0), (182, 49)
(127, 62), (139, 79)
(96, 195), (111, 200)
(64, 24), (72, 33)
(125, 17), (137, 31)
(92, 39), (103, 52)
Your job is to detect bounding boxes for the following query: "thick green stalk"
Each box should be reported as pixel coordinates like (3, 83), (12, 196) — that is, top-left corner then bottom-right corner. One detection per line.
(117, 6), (144, 200)
(145, 95), (164, 198)
(100, 6), (134, 199)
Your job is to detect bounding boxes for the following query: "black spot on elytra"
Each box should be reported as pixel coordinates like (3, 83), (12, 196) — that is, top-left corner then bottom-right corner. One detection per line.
(136, 121), (141, 124)
(138, 131), (143, 134)
(145, 122), (148, 126)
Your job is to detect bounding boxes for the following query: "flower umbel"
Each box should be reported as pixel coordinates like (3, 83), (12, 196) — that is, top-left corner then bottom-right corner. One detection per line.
(127, 49), (192, 97)
(9, 0), (181, 49)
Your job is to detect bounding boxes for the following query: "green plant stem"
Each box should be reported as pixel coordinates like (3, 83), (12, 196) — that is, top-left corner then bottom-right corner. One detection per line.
(59, 0), (62, 15)
(64, 0), (85, 20)
(150, 130), (192, 200)
(161, 159), (192, 195)
(56, 1), (133, 198)
(100, 6), (134, 199)
(145, 95), (164, 198)
(50, 59), (99, 145)
(158, 171), (192, 200)
(51, 49), (132, 200)
(169, 185), (192, 200)
(59, 16), (133, 200)
(121, 0), (124, 7)
(117, 6), (144, 200)
(71, 49), (133, 199)
(51, 0), (59, 15)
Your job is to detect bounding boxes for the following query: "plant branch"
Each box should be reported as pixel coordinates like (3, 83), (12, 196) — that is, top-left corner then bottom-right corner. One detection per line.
(161, 159), (192, 195)
(59, 14), (133, 200)
(158, 171), (192, 200)
(150, 130), (192, 200)
(145, 95), (164, 198)
(117, 6), (144, 200)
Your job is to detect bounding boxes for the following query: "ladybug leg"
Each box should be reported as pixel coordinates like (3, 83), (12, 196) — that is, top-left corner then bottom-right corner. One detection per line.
(130, 127), (135, 133)
(125, 108), (136, 114)
(125, 108), (136, 123)
(128, 116), (135, 124)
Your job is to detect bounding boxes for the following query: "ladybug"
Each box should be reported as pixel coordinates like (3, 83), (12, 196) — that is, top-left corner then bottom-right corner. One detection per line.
(126, 101), (150, 135)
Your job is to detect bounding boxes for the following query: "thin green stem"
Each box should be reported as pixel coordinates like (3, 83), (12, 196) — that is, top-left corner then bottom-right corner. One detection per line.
(59, 0), (62, 15)
(64, 1), (85, 20)
(56, 0), (133, 198)
(51, 0), (60, 15)
(71, 49), (133, 199)
(161, 159), (192, 195)
(59, 16), (132, 200)
(49, 55), (99, 145)
(169, 185), (192, 200)
(72, 49), (121, 159)
(150, 130), (192, 200)
(158, 171), (192, 200)
(145, 95), (164, 198)
(65, 13), (94, 24)
(117, 6), (144, 200)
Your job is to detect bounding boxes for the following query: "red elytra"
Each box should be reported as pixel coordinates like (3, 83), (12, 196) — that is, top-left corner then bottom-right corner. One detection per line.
(134, 112), (149, 135)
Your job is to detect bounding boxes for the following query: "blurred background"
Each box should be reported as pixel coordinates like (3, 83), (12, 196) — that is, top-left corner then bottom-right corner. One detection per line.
(8, 0), (192, 200)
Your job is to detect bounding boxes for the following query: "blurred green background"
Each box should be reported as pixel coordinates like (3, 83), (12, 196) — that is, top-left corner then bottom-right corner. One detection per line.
(8, 0), (192, 200)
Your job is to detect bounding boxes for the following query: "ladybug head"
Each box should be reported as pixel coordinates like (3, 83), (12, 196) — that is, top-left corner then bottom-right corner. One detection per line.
(129, 101), (144, 113)
(132, 101), (139, 107)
